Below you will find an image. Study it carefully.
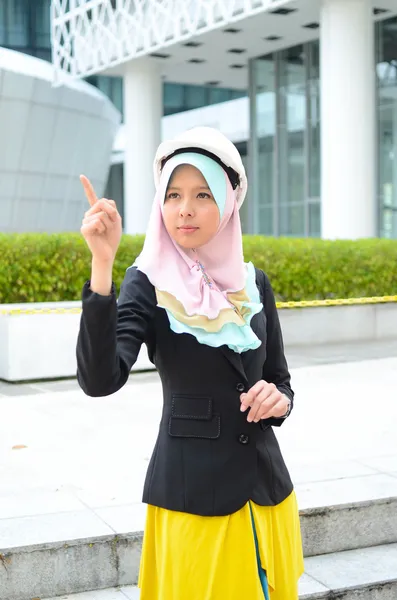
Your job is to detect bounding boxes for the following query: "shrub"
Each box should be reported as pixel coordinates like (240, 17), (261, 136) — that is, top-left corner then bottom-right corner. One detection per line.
(0, 233), (396, 304)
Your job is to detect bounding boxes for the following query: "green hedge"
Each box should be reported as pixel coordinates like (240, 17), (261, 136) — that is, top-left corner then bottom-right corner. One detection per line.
(0, 233), (396, 304)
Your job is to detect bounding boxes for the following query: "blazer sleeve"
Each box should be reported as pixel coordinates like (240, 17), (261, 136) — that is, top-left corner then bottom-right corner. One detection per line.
(260, 270), (294, 427)
(76, 266), (156, 397)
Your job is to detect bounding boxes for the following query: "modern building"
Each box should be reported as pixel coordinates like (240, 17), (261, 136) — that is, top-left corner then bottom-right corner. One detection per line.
(0, 1), (121, 232)
(0, 0), (247, 231)
(2, 1), (397, 239)
(0, 45), (120, 232)
(51, 0), (397, 240)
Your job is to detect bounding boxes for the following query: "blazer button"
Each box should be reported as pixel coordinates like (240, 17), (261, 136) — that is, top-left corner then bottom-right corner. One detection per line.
(236, 383), (245, 392)
(238, 434), (250, 445)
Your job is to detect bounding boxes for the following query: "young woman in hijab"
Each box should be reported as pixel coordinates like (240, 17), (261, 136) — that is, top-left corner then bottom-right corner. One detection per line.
(77, 127), (304, 600)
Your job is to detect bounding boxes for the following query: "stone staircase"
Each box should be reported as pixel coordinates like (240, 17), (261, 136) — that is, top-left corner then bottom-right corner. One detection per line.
(1, 492), (397, 600)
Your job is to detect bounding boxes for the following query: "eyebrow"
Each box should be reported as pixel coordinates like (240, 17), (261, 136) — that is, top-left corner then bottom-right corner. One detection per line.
(167, 186), (211, 190)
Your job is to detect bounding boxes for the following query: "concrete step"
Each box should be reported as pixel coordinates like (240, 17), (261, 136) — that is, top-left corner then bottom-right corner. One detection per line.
(302, 495), (397, 557)
(41, 544), (397, 600)
(1, 490), (397, 600)
(300, 544), (397, 599)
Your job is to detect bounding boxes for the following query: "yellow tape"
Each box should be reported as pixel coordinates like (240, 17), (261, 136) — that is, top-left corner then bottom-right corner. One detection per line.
(276, 296), (397, 309)
(0, 307), (82, 316)
(0, 296), (397, 315)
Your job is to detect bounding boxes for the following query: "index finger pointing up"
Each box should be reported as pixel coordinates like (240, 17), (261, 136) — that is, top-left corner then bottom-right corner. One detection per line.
(80, 174), (98, 207)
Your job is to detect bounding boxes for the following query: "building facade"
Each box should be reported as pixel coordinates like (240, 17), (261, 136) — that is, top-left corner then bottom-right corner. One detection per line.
(249, 14), (397, 239)
(0, 0), (245, 117)
(50, 0), (397, 240)
(0, 0), (247, 231)
(0, 45), (120, 232)
(2, 0), (397, 239)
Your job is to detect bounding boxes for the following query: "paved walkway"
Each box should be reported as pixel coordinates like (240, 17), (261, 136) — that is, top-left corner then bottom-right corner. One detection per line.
(0, 340), (396, 551)
(43, 588), (139, 599)
(1, 341), (397, 600)
(1, 339), (396, 397)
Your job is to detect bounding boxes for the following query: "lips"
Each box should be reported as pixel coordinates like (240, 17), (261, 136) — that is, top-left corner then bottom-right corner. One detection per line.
(178, 226), (199, 232)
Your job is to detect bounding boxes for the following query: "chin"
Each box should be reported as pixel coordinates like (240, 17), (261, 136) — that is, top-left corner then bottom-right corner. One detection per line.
(175, 237), (199, 250)
(174, 234), (209, 249)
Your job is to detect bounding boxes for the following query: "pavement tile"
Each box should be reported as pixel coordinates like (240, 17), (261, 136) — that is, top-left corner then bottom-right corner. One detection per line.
(120, 587), (141, 599)
(0, 354), (396, 559)
(304, 543), (397, 590)
(358, 454), (397, 475)
(0, 509), (114, 549)
(43, 590), (129, 600)
(0, 383), (40, 396)
(288, 459), (378, 485)
(298, 573), (329, 598)
(295, 474), (397, 510)
(0, 489), (86, 519)
(94, 503), (147, 534)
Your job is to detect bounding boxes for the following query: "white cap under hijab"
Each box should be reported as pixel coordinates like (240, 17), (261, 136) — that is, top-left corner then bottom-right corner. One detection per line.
(153, 126), (248, 209)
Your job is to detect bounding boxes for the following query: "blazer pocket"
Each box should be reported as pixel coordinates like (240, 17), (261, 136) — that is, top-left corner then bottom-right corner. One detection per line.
(171, 394), (212, 420)
(169, 415), (220, 439)
(169, 394), (220, 439)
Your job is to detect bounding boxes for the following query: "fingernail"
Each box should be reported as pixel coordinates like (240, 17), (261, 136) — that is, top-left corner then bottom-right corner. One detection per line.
(240, 404), (247, 412)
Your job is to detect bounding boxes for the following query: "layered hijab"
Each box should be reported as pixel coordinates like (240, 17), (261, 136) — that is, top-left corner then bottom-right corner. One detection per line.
(133, 150), (262, 354)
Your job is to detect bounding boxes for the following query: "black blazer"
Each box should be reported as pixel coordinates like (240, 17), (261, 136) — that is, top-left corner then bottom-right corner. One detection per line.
(76, 266), (294, 517)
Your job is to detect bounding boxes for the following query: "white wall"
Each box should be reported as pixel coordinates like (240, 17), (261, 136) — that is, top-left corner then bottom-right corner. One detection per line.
(0, 48), (121, 233)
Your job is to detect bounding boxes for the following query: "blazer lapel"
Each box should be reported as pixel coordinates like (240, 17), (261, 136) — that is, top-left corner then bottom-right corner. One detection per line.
(220, 345), (248, 383)
(220, 271), (265, 382)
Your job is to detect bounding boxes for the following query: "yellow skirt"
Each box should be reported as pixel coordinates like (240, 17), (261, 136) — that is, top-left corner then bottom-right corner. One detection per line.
(138, 491), (304, 600)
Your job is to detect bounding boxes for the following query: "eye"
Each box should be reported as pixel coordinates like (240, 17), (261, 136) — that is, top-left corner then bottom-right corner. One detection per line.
(166, 192), (179, 200)
(197, 192), (212, 199)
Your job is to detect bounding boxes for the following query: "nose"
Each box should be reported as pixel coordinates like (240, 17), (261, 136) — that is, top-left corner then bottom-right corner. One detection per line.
(179, 199), (195, 217)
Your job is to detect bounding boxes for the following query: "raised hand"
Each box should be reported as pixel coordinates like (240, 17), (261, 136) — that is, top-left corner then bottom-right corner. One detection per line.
(80, 175), (122, 265)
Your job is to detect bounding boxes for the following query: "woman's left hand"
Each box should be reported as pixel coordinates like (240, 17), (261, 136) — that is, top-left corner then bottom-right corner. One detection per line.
(240, 380), (289, 422)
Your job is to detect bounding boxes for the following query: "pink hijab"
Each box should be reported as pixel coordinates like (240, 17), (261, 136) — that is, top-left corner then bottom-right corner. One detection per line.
(133, 152), (262, 352)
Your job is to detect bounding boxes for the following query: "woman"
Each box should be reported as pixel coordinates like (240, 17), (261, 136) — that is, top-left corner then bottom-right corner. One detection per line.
(77, 127), (304, 600)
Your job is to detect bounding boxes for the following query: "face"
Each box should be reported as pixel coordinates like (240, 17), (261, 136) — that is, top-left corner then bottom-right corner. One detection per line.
(162, 164), (220, 249)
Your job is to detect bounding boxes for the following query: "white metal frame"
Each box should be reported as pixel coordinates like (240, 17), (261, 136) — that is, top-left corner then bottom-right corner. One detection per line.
(51, 0), (295, 83)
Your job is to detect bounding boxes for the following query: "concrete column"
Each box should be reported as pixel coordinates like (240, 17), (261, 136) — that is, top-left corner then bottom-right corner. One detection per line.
(123, 59), (162, 234)
(320, 0), (376, 239)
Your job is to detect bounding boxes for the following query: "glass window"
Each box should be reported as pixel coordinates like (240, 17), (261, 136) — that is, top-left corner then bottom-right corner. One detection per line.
(111, 77), (123, 116)
(185, 85), (207, 110)
(254, 55), (276, 235)
(308, 40), (320, 201)
(208, 88), (229, 104)
(277, 45), (306, 236)
(279, 204), (305, 237)
(0, 0), (53, 57)
(230, 90), (247, 101)
(33, 0), (51, 49)
(104, 163), (124, 222)
(84, 76), (123, 118)
(163, 83), (246, 116)
(5, 0), (28, 46)
(96, 75), (112, 98)
(382, 208), (397, 239)
(0, 1), (6, 45)
(34, 48), (51, 61)
(251, 41), (321, 238)
(164, 83), (185, 115)
(308, 202), (321, 237)
(376, 17), (397, 238)
(258, 206), (274, 236)
(238, 146), (249, 234)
